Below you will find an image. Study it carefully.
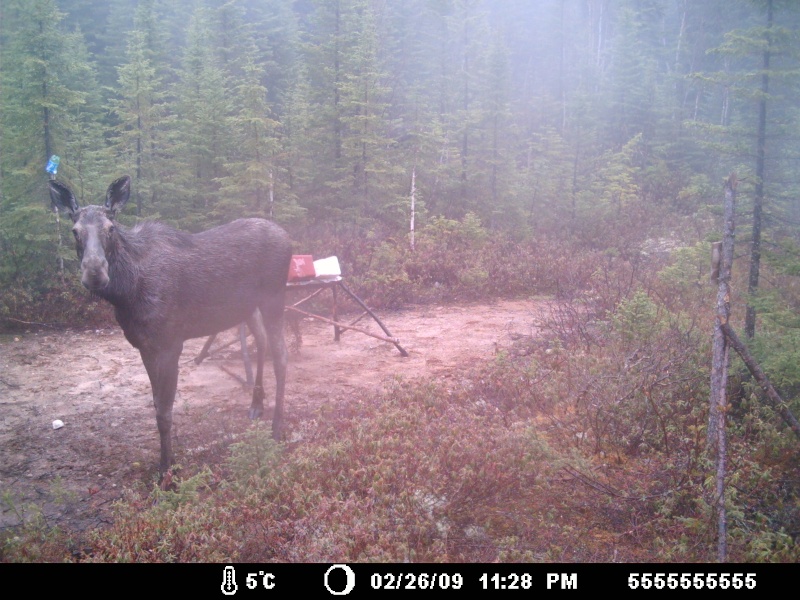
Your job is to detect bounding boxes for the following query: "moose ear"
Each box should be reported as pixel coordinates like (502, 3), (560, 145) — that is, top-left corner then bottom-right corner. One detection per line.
(105, 175), (131, 215)
(49, 180), (79, 215)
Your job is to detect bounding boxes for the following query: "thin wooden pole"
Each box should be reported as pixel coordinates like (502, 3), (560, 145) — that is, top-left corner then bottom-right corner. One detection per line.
(285, 304), (404, 350)
(240, 323), (254, 385)
(290, 286), (327, 307)
(710, 173), (737, 563)
(339, 281), (409, 356)
(195, 333), (218, 364)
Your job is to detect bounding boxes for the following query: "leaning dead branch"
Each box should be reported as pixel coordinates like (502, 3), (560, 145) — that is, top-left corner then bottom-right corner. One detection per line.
(721, 322), (800, 442)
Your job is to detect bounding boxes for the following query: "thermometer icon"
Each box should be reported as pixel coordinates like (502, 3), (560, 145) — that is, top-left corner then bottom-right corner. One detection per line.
(221, 565), (238, 595)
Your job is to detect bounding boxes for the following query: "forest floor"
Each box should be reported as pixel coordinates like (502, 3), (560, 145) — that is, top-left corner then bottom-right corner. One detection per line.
(1, 297), (554, 536)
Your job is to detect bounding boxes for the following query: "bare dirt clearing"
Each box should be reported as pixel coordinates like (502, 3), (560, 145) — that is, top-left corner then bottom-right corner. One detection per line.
(1, 298), (552, 535)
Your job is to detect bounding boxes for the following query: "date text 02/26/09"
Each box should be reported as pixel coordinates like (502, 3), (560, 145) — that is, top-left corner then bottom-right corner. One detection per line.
(370, 572), (464, 590)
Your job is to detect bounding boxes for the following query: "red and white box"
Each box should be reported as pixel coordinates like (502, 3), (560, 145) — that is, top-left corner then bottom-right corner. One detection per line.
(288, 255), (316, 281)
(313, 256), (341, 279)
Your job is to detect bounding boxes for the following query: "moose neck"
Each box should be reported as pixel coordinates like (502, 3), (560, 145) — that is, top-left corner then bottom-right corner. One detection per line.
(95, 225), (143, 308)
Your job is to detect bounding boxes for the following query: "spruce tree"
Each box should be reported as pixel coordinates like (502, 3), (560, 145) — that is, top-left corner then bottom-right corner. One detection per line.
(215, 40), (282, 222)
(108, 27), (168, 216)
(172, 6), (232, 227)
(0, 0), (103, 308)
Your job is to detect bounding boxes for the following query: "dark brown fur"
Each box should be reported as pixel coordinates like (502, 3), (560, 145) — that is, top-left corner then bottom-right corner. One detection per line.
(50, 176), (292, 477)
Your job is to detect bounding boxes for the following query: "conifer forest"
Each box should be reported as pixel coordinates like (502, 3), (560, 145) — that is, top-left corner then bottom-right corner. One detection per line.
(1, 0), (799, 564)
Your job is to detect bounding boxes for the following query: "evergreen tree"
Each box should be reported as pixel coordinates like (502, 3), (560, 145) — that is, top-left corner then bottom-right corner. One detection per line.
(0, 0), (103, 308)
(108, 26), (169, 216)
(690, 0), (800, 337)
(300, 0), (350, 213)
(336, 0), (395, 216)
(278, 64), (315, 208)
(479, 34), (513, 228)
(297, 0), (395, 221)
(602, 1), (664, 147)
(172, 6), (232, 227)
(215, 40), (282, 222)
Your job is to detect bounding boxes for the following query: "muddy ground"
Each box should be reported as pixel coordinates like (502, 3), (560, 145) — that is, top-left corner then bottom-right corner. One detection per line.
(0, 298), (552, 535)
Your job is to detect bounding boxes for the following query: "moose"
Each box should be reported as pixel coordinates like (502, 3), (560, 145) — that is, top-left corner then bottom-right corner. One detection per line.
(50, 175), (292, 480)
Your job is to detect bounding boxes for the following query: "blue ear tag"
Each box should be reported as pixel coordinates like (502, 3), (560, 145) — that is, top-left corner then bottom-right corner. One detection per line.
(45, 155), (60, 175)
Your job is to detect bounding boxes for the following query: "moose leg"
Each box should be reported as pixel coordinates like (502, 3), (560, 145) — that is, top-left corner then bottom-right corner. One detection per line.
(246, 310), (268, 420)
(140, 343), (183, 476)
(263, 304), (288, 441)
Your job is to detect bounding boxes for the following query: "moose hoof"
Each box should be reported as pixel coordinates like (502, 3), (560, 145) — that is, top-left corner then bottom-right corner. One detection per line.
(159, 469), (177, 492)
(248, 406), (263, 420)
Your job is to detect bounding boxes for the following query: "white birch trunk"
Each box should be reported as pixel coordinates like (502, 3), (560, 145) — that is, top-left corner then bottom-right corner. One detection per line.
(409, 165), (416, 251)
